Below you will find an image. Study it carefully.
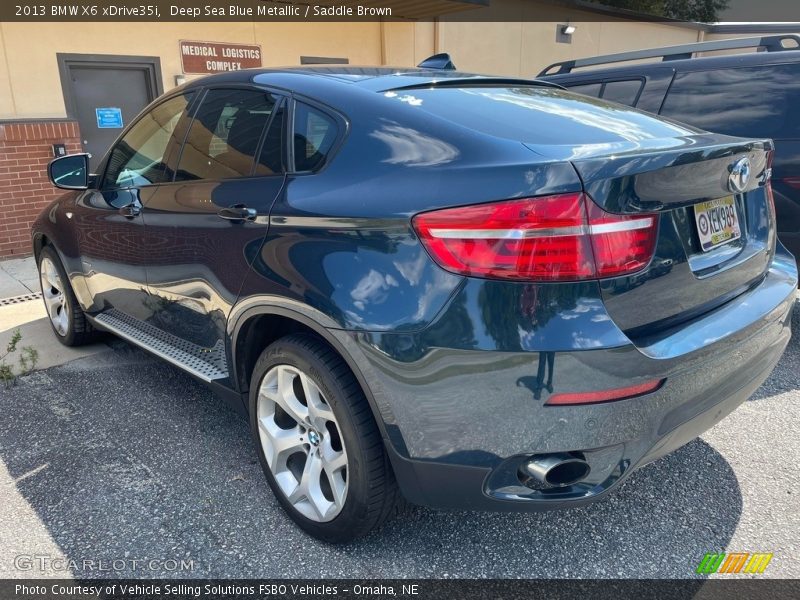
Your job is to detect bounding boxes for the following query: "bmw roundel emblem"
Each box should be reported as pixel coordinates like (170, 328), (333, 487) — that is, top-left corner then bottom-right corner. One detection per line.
(728, 157), (751, 193)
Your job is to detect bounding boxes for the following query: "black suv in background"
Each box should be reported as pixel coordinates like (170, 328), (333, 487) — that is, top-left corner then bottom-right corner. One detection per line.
(540, 34), (800, 262)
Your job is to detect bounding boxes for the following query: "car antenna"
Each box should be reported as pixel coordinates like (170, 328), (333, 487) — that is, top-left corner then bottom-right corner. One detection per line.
(417, 53), (456, 70)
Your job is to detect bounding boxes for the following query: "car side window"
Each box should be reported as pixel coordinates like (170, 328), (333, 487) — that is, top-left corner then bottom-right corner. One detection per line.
(566, 83), (602, 98)
(292, 102), (338, 172)
(102, 93), (194, 189)
(255, 100), (286, 176)
(660, 64), (800, 139)
(175, 89), (277, 181)
(601, 79), (642, 106)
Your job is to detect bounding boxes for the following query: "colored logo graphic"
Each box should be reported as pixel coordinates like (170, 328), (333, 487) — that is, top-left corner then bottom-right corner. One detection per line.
(696, 552), (773, 574)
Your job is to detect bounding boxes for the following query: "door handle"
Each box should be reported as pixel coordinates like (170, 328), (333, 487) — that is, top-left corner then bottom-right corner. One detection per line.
(119, 204), (141, 219)
(218, 204), (257, 222)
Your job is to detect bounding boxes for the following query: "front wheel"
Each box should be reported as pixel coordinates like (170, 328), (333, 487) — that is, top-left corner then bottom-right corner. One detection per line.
(38, 245), (95, 346)
(249, 334), (400, 542)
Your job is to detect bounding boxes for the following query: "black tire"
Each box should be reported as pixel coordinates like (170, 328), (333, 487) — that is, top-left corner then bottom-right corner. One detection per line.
(249, 333), (401, 543)
(37, 245), (96, 346)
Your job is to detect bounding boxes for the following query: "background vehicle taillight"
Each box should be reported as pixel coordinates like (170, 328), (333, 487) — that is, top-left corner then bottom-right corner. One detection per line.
(412, 193), (658, 282)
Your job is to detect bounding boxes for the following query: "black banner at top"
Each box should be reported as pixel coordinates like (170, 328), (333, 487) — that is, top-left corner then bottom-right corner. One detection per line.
(3, 0), (800, 22)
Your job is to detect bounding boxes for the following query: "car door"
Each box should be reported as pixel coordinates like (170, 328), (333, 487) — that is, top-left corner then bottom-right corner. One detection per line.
(142, 86), (286, 350)
(71, 91), (196, 319)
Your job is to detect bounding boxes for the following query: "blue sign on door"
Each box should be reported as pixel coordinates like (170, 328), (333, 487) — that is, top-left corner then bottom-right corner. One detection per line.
(95, 107), (124, 129)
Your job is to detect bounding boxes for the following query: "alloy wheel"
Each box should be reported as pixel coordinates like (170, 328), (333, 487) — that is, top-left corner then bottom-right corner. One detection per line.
(39, 256), (69, 337)
(256, 364), (349, 522)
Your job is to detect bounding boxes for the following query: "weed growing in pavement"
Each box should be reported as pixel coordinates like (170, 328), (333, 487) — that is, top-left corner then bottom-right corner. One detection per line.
(0, 329), (38, 388)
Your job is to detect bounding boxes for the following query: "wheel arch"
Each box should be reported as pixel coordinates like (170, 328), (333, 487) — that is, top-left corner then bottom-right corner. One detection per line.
(228, 299), (401, 451)
(32, 232), (49, 262)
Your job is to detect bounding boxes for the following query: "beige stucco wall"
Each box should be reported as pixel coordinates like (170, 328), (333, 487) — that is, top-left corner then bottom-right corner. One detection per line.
(0, 25), (15, 117)
(438, 0), (703, 77)
(0, 20), (391, 119)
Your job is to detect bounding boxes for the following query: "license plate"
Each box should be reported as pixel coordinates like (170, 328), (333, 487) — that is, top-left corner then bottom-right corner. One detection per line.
(693, 196), (741, 252)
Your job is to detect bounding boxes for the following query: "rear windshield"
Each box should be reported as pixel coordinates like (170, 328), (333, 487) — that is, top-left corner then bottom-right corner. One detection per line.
(381, 86), (697, 146)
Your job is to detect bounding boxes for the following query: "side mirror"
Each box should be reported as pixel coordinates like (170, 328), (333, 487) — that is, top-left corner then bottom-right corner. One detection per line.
(48, 153), (90, 190)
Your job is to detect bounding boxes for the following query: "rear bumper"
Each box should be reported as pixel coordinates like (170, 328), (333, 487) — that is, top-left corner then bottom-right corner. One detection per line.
(332, 250), (797, 511)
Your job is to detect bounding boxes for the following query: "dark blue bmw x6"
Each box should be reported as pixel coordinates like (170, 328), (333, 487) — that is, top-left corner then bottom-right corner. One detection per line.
(34, 66), (797, 542)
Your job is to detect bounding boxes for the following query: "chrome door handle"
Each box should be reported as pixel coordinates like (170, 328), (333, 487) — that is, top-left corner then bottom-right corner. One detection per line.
(119, 204), (141, 219)
(218, 205), (257, 221)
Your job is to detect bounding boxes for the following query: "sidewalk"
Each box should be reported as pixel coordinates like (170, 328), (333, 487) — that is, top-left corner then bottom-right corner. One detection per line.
(0, 255), (109, 372)
(0, 256), (38, 299)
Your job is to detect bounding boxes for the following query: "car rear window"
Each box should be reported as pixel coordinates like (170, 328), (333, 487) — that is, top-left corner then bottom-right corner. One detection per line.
(660, 64), (800, 139)
(293, 102), (338, 172)
(382, 86), (695, 146)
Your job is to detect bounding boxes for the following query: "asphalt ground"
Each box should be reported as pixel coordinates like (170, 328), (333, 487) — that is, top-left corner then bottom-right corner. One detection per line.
(0, 300), (798, 579)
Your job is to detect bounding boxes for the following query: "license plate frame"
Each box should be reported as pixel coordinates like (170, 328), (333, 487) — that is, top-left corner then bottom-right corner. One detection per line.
(693, 195), (742, 252)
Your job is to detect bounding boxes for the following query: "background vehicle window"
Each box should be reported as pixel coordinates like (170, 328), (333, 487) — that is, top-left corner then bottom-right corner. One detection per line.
(660, 64), (800, 139)
(565, 83), (602, 97)
(256, 101), (285, 175)
(103, 93), (193, 189)
(601, 79), (642, 106)
(293, 102), (337, 172)
(175, 89), (277, 181)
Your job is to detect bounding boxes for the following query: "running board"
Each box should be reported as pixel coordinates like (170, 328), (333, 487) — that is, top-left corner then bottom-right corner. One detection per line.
(94, 309), (229, 382)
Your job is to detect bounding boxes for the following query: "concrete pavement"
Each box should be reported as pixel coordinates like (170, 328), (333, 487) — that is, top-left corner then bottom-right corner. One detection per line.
(0, 305), (798, 578)
(0, 256), (39, 297)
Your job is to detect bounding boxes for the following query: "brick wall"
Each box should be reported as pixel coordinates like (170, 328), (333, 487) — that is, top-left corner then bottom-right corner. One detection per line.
(0, 121), (82, 257)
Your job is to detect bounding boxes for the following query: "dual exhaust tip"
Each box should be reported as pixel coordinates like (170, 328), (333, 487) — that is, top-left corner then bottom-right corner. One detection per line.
(523, 452), (591, 487)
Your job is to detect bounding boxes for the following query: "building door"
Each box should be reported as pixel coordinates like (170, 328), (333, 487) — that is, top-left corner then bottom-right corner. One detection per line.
(58, 54), (163, 170)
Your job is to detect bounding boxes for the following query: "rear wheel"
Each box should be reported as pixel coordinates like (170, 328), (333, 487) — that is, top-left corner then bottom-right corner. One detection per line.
(249, 334), (400, 542)
(38, 245), (95, 346)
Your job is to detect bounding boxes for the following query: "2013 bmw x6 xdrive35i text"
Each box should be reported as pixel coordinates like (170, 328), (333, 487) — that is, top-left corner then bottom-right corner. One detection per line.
(33, 66), (797, 543)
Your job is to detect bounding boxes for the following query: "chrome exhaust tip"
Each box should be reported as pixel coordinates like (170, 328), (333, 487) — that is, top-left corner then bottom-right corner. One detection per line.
(524, 453), (591, 487)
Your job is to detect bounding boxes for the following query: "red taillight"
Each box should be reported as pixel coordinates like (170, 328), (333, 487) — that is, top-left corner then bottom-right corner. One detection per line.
(546, 379), (665, 406)
(412, 193), (658, 281)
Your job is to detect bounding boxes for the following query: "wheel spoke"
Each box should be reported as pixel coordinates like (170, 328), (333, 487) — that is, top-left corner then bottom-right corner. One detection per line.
(259, 366), (309, 427)
(321, 439), (347, 473)
(39, 258), (68, 336)
(321, 440), (347, 509)
(288, 452), (332, 520)
(276, 366), (310, 425)
(258, 417), (305, 472)
(43, 292), (62, 315)
(300, 372), (335, 428)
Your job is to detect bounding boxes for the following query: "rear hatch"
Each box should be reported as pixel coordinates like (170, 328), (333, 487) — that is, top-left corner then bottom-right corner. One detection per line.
(552, 134), (774, 337)
(384, 84), (776, 338)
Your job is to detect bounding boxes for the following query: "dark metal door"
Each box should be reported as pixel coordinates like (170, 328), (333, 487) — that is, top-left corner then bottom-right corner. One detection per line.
(59, 55), (161, 170)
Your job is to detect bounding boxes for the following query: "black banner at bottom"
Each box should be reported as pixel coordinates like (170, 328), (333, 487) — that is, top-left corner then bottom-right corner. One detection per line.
(2, 579), (799, 600)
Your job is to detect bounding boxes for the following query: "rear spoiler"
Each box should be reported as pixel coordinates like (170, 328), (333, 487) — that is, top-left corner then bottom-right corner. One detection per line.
(382, 78), (565, 93)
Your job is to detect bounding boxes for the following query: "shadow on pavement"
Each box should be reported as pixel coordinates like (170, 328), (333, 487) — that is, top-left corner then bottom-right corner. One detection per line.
(0, 346), (741, 579)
